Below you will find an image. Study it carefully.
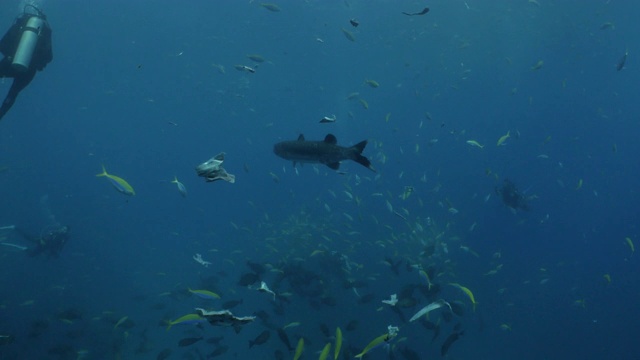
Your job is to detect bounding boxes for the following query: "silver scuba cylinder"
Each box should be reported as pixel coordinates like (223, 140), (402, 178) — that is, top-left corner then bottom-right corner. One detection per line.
(11, 16), (45, 72)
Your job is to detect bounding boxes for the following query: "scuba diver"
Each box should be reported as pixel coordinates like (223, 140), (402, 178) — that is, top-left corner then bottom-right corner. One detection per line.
(0, 5), (52, 121)
(17, 225), (70, 258)
(496, 179), (530, 211)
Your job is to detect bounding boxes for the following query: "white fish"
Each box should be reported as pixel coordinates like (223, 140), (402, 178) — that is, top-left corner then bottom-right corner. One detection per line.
(171, 176), (187, 197)
(409, 299), (452, 322)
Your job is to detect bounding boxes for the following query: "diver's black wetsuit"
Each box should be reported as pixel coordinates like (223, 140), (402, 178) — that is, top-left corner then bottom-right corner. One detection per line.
(0, 10), (52, 121)
(19, 225), (69, 258)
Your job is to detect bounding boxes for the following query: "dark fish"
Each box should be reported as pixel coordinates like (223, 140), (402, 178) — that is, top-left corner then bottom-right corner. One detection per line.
(246, 261), (266, 274)
(357, 293), (375, 304)
(431, 322), (441, 342)
(319, 323), (331, 337)
(345, 279), (369, 289)
(441, 330), (464, 356)
(249, 330), (271, 348)
(178, 336), (203, 347)
(389, 306), (407, 323)
(274, 349), (285, 360)
(402, 7), (429, 16)
(449, 301), (466, 316)
(238, 272), (260, 286)
(206, 336), (224, 345)
(345, 319), (359, 331)
(420, 319), (437, 331)
(385, 256), (402, 275)
(209, 345), (229, 358)
(397, 297), (417, 308)
(56, 308), (83, 321)
(276, 328), (294, 351)
(399, 346), (420, 360)
(254, 310), (270, 322)
(421, 244), (435, 257)
(349, 18), (359, 27)
(617, 49), (628, 71)
(48, 345), (74, 357)
(0, 334), (14, 345)
(274, 134), (375, 172)
(442, 309), (454, 322)
(156, 348), (172, 360)
(321, 296), (337, 307)
(222, 299), (243, 309)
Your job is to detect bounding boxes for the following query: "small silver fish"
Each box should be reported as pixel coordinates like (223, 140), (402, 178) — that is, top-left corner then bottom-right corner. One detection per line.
(171, 177), (187, 197)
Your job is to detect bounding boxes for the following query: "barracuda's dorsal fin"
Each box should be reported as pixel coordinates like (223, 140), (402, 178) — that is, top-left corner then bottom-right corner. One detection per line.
(324, 134), (337, 144)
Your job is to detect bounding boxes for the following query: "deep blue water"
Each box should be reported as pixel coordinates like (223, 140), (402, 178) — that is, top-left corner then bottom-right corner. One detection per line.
(1, 1), (639, 359)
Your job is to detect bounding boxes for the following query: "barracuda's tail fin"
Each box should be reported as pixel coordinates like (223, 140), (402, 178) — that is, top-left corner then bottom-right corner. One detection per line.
(350, 140), (375, 172)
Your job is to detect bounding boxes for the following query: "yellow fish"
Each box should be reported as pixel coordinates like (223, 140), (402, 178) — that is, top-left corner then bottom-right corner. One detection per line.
(283, 321), (301, 329)
(246, 54), (265, 63)
(364, 79), (380, 88)
(355, 333), (391, 358)
(114, 316), (128, 329)
(293, 338), (304, 360)
(319, 343), (331, 360)
(603, 274), (611, 284)
(96, 165), (135, 196)
(576, 178), (583, 190)
(334, 327), (342, 360)
(531, 60), (544, 70)
(188, 288), (220, 300)
(419, 270), (433, 290)
(496, 131), (510, 146)
(260, 3), (281, 12)
(449, 283), (477, 311)
(466, 140), (484, 149)
(165, 314), (205, 331)
(625, 237), (635, 255)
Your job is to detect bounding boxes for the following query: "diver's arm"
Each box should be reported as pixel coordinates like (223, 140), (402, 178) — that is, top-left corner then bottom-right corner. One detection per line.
(0, 70), (34, 121)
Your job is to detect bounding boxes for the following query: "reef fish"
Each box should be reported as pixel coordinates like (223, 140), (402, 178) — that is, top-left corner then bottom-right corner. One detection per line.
(96, 165), (135, 195)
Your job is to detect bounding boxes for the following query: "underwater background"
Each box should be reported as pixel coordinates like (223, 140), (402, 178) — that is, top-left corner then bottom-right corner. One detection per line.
(1, 0), (639, 359)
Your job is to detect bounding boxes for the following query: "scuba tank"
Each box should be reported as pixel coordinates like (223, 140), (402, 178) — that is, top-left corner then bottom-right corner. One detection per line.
(11, 14), (45, 72)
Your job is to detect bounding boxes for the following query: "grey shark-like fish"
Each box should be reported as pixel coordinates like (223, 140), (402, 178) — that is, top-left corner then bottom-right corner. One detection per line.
(274, 134), (375, 172)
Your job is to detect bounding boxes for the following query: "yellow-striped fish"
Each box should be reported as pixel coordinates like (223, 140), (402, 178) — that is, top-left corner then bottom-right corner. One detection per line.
(496, 131), (510, 146)
(466, 140), (484, 149)
(283, 321), (301, 330)
(364, 79), (380, 88)
(293, 338), (304, 360)
(96, 165), (135, 196)
(355, 333), (389, 358)
(319, 343), (331, 360)
(171, 176), (187, 197)
(625, 237), (634, 255)
(334, 327), (342, 360)
(188, 288), (220, 300)
(114, 316), (128, 329)
(449, 283), (477, 311)
(165, 314), (205, 331)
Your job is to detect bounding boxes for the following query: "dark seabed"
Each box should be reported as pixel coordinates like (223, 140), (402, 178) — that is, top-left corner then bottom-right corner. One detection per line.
(1, 0), (639, 359)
